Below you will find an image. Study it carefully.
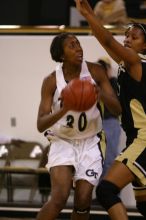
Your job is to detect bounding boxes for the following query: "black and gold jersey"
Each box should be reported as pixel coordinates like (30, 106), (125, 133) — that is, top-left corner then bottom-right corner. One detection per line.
(117, 60), (146, 146)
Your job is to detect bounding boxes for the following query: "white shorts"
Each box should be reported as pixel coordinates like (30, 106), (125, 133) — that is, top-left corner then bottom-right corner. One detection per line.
(46, 135), (103, 186)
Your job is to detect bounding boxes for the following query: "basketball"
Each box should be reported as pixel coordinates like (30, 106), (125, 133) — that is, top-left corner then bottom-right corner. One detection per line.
(61, 78), (98, 111)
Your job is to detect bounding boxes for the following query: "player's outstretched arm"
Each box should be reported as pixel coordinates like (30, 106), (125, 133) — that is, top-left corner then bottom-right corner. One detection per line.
(75, 0), (138, 65)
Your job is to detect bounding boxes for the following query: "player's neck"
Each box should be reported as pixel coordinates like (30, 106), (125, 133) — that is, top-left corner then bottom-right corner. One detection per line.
(62, 64), (81, 81)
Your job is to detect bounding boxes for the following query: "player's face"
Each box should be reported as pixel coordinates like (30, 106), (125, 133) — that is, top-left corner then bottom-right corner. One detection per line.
(124, 26), (146, 54)
(62, 35), (83, 64)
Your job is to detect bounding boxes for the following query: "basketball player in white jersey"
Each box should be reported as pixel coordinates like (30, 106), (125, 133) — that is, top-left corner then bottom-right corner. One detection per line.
(36, 33), (121, 220)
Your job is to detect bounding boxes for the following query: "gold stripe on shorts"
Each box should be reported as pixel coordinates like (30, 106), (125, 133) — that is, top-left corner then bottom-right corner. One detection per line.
(116, 138), (146, 186)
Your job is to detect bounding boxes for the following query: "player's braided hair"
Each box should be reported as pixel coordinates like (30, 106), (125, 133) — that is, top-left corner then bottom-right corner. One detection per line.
(50, 32), (75, 62)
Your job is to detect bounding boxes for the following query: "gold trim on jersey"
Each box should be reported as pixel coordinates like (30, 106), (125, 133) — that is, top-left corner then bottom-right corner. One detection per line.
(130, 99), (146, 141)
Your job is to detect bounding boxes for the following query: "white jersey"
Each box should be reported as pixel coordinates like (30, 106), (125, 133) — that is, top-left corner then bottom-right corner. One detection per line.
(45, 61), (102, 140)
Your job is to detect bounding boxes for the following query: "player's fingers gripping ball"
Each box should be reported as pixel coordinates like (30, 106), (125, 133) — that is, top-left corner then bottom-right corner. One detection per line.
(61, 78), (98, 111)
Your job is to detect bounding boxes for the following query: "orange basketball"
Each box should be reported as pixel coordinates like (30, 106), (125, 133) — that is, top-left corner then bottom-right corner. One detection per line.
(61, 78), (98, 111)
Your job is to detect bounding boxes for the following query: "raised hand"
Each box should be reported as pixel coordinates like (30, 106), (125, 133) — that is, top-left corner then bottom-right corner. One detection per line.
(75, 0), (94, 17)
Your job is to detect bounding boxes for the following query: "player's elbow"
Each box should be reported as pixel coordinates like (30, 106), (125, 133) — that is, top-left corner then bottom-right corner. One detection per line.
(113, 105), (122, 117)
(37, 126), (43, 133)
(37, 120), (45, 133)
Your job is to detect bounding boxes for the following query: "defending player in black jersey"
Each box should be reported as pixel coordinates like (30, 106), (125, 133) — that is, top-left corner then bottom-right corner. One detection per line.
(75, 0), (146, 219)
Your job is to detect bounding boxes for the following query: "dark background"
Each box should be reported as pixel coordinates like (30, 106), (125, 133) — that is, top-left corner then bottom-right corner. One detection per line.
(0, 0), (144, 26)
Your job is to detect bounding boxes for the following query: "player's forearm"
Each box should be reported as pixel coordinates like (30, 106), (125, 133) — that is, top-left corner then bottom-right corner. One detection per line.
(101, 93), (122, 116)
(84, 12), (114, 49)
(37, 108), (67, 133)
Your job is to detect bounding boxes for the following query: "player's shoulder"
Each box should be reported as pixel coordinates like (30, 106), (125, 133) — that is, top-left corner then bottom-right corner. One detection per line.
(43, 71), (56, 83)
(86, 61), (107, 83)
(86, 61), (106, 74)
(42, 71), (56, 92)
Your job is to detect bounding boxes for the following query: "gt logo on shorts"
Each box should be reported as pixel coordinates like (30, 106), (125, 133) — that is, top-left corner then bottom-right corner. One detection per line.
(86, 169), (98, 179)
